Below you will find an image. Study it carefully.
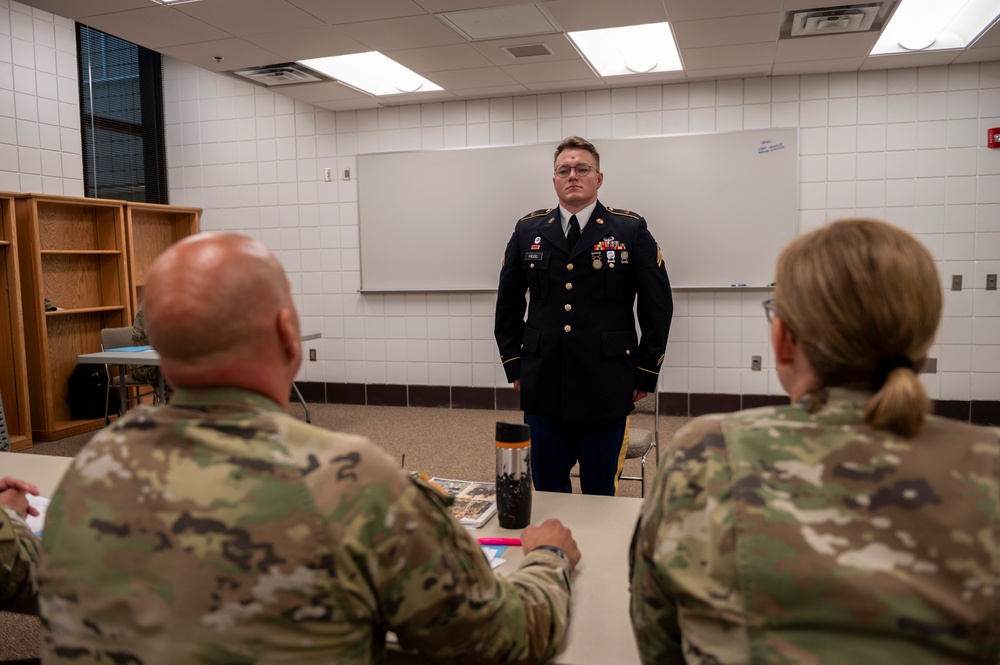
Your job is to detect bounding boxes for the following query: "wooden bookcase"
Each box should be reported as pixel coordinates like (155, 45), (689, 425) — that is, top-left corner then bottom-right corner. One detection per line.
(0, 193), (31, 450)
(15, 194), (131, 441)
(124, 202), (200, 312)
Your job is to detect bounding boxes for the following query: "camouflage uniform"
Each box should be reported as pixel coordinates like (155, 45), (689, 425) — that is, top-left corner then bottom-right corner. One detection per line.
(0, 504), (41, 611)
(39, 388), (572, 664)
(129, 303), (168, 399)
(630, 388), (1000, 664)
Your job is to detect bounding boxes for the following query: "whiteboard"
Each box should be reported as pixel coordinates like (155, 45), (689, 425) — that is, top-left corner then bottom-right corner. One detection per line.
(358, 128), (797, 291)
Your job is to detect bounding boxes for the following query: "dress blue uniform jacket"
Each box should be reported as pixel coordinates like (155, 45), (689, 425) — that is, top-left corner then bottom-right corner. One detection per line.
(495, 201), (673, 421)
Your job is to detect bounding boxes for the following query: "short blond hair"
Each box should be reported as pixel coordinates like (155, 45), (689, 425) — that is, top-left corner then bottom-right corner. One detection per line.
(774, 219), (941, 436)
(554, 136), (600, 171)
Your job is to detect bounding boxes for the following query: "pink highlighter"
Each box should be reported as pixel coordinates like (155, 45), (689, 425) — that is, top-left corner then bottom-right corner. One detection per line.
(477, 537), (522, 547)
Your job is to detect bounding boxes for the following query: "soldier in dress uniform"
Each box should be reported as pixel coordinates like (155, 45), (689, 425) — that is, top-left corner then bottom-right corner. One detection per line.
(495, 136), (673, 496)
(38, 232), (581, 665)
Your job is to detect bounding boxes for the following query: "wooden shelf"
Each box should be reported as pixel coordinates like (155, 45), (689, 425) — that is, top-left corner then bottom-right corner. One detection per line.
(125, 202), (200, 312)
(9, 195), (199, 442)
(41, 249), (122, 255)
(0, 194), (31, 450)
(46, 305), (127, 317)
(15, 194), (131, 441)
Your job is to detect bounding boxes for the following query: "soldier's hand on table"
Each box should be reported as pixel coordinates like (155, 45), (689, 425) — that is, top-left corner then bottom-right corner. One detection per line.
(521, 518), (581, 572)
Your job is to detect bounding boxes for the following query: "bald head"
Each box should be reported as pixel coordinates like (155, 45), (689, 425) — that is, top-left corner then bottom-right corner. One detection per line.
(143, 233), (301, 402)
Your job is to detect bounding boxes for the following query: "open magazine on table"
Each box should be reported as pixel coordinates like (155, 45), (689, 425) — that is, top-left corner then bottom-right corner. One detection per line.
(429, 477), (497, 528)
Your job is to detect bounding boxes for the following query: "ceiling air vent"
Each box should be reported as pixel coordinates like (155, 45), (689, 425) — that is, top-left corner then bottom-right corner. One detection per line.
(230, 63), (329, 87)
(781, 2), (898, 39)
(501, 43), (555, 59)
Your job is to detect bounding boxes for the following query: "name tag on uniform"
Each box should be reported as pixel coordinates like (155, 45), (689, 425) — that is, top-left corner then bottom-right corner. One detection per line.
(524, 251), (544, 261)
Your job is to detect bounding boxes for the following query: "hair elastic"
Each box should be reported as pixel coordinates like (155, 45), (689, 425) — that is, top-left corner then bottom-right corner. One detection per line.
(875, 354), (914, 388)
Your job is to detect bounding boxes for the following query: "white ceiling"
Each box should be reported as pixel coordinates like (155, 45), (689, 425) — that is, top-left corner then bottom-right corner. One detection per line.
(17, 0), (1000, 111)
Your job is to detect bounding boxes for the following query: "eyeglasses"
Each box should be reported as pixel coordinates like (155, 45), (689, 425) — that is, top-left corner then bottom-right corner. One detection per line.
(554, 163), (596, 178)
(762, 298), (778, 323)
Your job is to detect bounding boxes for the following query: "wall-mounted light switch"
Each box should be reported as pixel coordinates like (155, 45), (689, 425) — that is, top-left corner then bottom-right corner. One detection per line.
(751, 355), (762, 371)
(309, 349), (317, 362)
(951, 275), (962, 291)
(988, 274), (998, 291)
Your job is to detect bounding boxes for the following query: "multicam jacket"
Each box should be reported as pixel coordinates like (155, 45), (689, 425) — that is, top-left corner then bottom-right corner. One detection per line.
(630, 388), (1000, 664)
(39, 388), (572, 664)
(0, 504), (40, 612)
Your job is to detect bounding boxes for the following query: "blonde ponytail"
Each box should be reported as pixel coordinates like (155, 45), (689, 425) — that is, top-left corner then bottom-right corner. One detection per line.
(864, 365), (931, 437)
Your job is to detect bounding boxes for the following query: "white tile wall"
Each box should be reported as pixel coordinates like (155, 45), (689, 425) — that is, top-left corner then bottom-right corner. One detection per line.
(0, 1), (81, 195)
(4, 1), (999, 400)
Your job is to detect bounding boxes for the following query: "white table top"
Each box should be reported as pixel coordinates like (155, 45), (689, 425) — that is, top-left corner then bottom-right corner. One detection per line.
(0, 450), (642, 665)
(0, 451), (74, 496)
(389, 491), (643, 665)
(77, 331), (322, 366)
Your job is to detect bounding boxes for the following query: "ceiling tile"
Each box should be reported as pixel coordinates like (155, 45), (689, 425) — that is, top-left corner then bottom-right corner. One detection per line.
(336, 15), (468, 51)
(542, 0), (667, 32)
(428, 66), (518, 89)
(444, 83), (528, 97)
(685, 67), (770, 81)
(775, 32), (878, 63)
(502, 58), (596, 84)
(954, 46), (1000, 64)
(860, 51), (961, 70)
(672, 13), (780, 49)
(243, 26), (368, 61)
(158, 38), (285, 72)
(972, 22), (1000, 48)
(662, 0), (782, 23)
(470, 33), (580, 66)
(173, 0), (323, 37)
(77, 6), (231, 49)
(413, 0), (529, 13)
(272, 80), (371, 103)
(286, 0), (427, 25)
(523, 77), (609, 91)
(10, 0), (1000, 113)
(600, 69), (690, 86)
(772, 56), (868, 75)
(384, 44), (494, 73)
(683, 43), (776, 71)
(377, 89), (459, 105)
(15, 0), (149, 19)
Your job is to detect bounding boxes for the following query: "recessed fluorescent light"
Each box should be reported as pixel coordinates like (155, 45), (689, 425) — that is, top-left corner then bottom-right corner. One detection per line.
(568, 22), (682, 77)
(298, 53), (442, 96)
(150, 0), (202, 5)
(871, 0), (1000, 54)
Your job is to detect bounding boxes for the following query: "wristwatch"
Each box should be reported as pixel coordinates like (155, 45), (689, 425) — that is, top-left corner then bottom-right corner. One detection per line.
(532, 544), (569, 563)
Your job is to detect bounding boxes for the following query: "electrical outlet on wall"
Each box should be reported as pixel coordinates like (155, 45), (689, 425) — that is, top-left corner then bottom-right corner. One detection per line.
(309, 349), (317, 361)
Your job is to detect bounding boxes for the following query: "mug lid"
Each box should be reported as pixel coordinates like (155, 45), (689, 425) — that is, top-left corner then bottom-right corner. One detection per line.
(496, 421), (530, 444)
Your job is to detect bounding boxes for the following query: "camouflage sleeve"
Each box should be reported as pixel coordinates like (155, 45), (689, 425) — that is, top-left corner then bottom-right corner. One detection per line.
(628, 415), (737, 664)
(366, 474), (571, 664)
(131, 303), (147, 346)
(0, 505), (41, 612)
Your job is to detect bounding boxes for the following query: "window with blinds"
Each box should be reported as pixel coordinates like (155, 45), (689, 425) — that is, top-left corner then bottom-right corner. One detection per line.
(77, 24), (167, 203)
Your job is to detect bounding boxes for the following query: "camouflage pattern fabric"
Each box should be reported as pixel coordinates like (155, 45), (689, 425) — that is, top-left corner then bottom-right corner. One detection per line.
(630, 388), (1000, 664)
(39, 387), (572, 664)
(0, 505), (41, 612)
(128, 303), (165, 395)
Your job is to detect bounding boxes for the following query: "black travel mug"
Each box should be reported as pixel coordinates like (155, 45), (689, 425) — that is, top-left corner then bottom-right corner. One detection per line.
(495, 422), (532, 529)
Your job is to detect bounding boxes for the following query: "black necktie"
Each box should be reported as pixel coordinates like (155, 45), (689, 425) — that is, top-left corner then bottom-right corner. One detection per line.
(567, 215), (580, 250)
